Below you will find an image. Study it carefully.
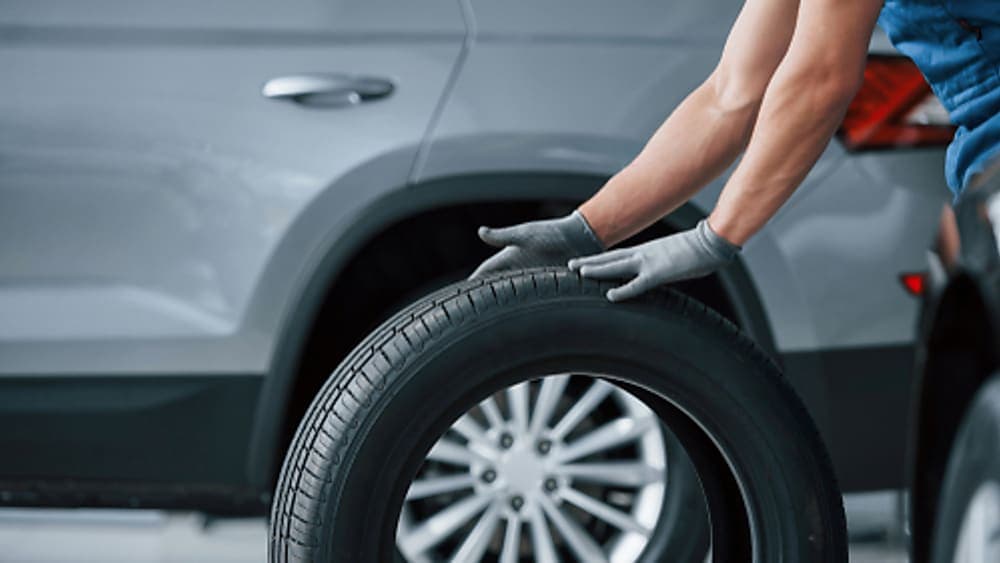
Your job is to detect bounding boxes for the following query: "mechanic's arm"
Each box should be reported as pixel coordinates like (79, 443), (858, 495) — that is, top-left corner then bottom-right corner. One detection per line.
(571, 0), (883, 301)
(469, 0), (797, 279)
(579, 0), (799, 246)
(707, 0), (884, 245)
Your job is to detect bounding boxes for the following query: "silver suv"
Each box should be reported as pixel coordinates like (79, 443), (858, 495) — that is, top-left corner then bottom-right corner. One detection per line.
(1, 0), (950, 556)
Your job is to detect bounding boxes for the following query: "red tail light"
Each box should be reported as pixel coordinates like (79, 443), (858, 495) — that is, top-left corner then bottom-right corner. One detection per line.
(838, 56), (956, 151)
(899, 272), (928, 296)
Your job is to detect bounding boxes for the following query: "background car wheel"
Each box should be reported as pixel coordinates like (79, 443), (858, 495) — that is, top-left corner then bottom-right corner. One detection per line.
(269, 268), (846, 562)
(931, 374), (1000, 563)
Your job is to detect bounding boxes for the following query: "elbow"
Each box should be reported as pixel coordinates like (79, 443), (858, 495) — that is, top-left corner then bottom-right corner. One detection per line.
(817, 70), (864, 110)
(706, 69), (768, 115)
(707, 57), (863, 116)
(793, 59), (865, 113)
(705, 54), (865, 124)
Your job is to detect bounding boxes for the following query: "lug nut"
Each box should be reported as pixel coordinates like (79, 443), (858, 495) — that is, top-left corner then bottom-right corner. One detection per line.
(544, 478), (558, 492)
(536, 439), (552, 454)
(510, 495), (525, 511)
(481, 469), (497, 484)
(499, 433), (514, 449)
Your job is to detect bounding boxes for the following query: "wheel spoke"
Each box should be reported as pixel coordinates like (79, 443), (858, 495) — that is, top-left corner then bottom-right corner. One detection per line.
(556, 461), (664, 487)
(550, 380), (613, 440)
(530, 375), (570, 435)
(398, 493), (494, 555)
(499, 516), (522, 563)
(556, 416), (654, 464)
(451, 413), (492, 449)
(538, 494), (608, 561)
(527, 503), (559, 563)
(507, 382), (530, 432)
(559, 487), (651, 535)
(451, 503), (502, 562)
(400, 378), (671, 563)
(427, 438), (492, 467)
(406, 473), (477, 501)
(479, 396), (506, 429)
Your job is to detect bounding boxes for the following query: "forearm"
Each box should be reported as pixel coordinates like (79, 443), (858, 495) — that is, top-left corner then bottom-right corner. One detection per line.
(708, 0), (883, 246)
(577, 0), (799, 247)
(579, 77), (759, 246)
(708, 67), (858, 245)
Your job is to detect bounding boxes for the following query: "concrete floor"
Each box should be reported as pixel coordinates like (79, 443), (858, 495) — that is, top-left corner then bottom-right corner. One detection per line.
(0, 492), (908, 562)
(0, 510), (262, 563)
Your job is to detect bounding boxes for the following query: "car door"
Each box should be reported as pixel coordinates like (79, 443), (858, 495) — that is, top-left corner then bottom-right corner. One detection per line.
(0, 0), (463, 493)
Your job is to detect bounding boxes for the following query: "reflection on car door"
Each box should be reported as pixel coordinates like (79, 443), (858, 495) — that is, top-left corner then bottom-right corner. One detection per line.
(0, 0), (463, 492)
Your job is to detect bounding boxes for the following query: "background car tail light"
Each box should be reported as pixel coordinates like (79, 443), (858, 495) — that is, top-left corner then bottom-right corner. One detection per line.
(838, 56), (956, 151)
(899, 272), (928, 296)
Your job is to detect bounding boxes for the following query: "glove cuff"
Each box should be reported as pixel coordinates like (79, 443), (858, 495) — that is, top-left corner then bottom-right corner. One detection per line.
(569, 210), (607, 252)
(697, 219), (741, 261)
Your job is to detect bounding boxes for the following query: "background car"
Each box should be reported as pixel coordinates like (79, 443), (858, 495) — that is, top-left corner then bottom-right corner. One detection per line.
(909, 170), (1000, 563)
(0, 0), (951, 550)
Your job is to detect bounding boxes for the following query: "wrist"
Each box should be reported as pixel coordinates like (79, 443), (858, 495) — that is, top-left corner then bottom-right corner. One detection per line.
(699, 218), (742, 260)
(706, 213), (748, 247)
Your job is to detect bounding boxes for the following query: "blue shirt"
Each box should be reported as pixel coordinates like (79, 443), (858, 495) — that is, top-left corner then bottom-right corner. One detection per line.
(878, 0), (1000, 196)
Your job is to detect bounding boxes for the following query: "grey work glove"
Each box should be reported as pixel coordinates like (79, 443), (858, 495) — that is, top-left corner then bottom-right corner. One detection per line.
(568, 219), (741, 302)
(470, 210), (605, 279)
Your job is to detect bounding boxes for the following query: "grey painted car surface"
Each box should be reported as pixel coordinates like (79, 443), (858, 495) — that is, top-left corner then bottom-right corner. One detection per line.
(0, 0), (948, 510)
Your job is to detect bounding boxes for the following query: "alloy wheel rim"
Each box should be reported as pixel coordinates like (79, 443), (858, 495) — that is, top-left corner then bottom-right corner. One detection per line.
(396, 374), (668, 562)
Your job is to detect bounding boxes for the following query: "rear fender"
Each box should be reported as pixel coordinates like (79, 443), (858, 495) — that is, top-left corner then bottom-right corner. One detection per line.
(245, 172), (778, 490)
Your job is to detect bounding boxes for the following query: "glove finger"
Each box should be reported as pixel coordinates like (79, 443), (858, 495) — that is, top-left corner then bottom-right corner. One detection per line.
(578, 257), (639, 280)
(606, 274), (658, 302)
(477, 224), (525, 248)
(567, 248), (631, 271)
(468, 247), (518, 280)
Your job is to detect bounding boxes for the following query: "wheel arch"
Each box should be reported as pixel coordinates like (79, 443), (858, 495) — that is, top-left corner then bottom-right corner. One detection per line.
(245, 171), (780, 491)
(909, 270), (1000, 563)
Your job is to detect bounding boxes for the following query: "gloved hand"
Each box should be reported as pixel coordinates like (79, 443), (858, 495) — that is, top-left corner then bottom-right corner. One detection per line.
(568, 219), (741, 302)
(470, 210), (605, 279)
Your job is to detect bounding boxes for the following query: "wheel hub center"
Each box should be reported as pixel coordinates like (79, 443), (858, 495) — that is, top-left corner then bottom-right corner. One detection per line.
(496, 441), (548, 495)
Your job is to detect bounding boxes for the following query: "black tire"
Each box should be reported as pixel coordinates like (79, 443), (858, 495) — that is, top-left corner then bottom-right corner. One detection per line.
(269, 268), (846, 562)
(931, 374), (1000, 563)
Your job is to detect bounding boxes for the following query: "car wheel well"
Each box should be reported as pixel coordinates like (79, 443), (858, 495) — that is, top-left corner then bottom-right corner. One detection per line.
(271, 199), (750, 487)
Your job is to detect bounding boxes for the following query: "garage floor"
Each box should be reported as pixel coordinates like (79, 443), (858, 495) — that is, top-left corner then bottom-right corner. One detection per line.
(0, 492), (908, 562)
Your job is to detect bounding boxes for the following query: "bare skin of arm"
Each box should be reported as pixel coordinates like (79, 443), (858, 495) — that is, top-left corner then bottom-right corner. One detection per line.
(579, 0), (883, 248)
(579, 0), (799, 247)
(708, 0), (885, 245)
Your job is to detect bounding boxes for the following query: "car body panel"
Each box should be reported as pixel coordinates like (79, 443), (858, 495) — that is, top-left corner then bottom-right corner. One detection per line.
(0, 3), (464, 376)
(0, 374), (261, 497)
(0, 0), (464, 34)
(465, 0), (738, 41)
(0, 0), (954, 506)
(759, 149), (948, 350)
(0, 0), (463, 496)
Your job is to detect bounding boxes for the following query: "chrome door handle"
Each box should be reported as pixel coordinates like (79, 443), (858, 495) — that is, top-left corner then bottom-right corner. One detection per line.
(262, 73), (394, 107)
